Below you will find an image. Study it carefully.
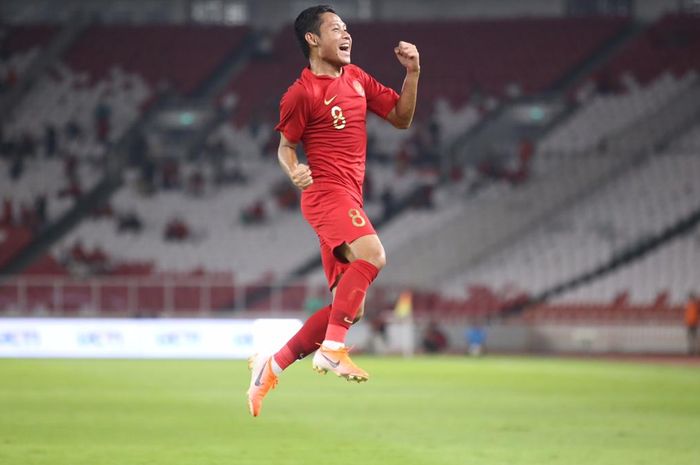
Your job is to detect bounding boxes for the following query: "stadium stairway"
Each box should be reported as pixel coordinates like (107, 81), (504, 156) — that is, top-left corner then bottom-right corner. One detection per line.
(445, 18), (644, 174)
(0, 14), (90, 117)
(143, 27), (258, 161)
(189, 28), (258, 102)
(547, 20), (645, 94)
(377, 78), (700, 289)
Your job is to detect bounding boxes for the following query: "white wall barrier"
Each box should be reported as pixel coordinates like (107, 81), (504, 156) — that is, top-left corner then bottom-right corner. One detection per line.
(0, 318), (302, 359)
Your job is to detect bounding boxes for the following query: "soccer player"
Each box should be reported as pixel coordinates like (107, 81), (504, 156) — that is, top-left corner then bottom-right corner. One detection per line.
(247, 4), (419, 417)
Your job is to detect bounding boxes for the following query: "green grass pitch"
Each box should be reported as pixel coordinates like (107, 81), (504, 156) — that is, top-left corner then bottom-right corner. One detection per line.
(1, 356), (699, 465)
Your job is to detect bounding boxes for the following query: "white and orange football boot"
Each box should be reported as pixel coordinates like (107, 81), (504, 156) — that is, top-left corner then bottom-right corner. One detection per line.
(246, 354), (278, 417)
(311, 345), (369, 382)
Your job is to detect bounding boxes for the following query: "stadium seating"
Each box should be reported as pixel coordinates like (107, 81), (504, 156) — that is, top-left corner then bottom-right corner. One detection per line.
(4, 16), (699, 321)
(64, 24), (250, 96)
(219, 25), (304, 127)
(549, 124), (700, 306)
(600, 13), (700, 87)
(442, 143), (700, 306)
(0, 225), (32, 268)
(1, 62), (151, 224)
(349, 17), (627, 111)
(221, 17), (627, 126)
(537, 71), (697, 158)
(0, 25), (58, 83)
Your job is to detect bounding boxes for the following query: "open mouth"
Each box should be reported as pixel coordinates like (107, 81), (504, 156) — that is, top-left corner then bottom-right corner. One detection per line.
(339, 44), (350, 53)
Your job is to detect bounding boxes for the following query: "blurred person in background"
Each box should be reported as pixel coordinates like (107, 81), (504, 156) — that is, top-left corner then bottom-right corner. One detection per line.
(248, 4), (419, 417)
(466, 320), (487, 357)
(685, 293), (699, 355)
(422, 320), (448, 353)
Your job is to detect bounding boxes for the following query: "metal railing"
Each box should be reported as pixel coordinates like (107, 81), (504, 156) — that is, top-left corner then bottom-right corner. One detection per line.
(0, 275), (335, 317)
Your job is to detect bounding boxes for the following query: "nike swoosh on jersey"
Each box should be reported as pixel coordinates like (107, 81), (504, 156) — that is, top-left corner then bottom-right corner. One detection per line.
(343, 316), (354, 325)
(324, 95), (337, 105)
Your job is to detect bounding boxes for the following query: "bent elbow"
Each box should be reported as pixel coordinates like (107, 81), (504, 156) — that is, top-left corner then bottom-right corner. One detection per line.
(394, 119), (412, 130)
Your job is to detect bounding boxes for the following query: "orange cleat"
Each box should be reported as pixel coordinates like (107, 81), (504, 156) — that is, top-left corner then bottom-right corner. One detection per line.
(311, 345), (369, 382)
(246, 354), (278, 417)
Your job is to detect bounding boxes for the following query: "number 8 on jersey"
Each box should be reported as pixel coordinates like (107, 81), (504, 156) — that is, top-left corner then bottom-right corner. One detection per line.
(348, 208), (366, 227)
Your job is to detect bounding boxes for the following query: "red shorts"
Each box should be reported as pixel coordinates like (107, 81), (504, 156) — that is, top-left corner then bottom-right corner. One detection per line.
(301, 185), (376, 289)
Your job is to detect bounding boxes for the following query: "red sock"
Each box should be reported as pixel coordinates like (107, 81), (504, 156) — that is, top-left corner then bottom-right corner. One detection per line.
(325, 259), (380, 343)
(273, 305), (331, 370)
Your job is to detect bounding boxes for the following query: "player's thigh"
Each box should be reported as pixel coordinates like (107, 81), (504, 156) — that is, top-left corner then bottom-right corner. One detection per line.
(338, 234), (386, 269)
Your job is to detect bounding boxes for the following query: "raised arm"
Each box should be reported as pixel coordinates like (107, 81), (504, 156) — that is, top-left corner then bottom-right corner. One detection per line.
(386, 41), (420, 130)
(278, 133), (313, 190)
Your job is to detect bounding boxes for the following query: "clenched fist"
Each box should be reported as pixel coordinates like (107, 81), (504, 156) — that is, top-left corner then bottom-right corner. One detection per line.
(394, 41), (420, 73)
(290, 163), (313, 190)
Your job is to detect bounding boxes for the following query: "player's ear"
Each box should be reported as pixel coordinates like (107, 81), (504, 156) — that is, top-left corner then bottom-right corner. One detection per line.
(305, 31), (319, 49)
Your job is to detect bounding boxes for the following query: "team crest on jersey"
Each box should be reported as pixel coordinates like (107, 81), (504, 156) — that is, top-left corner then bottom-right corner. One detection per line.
(353, 80), (365, 96)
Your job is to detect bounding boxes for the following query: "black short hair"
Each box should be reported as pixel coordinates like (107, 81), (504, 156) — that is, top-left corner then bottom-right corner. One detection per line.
(294, 4), (336, 59)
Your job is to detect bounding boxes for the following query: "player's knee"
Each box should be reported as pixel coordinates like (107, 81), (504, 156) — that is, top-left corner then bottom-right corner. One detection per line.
(364, 251), (386, 271)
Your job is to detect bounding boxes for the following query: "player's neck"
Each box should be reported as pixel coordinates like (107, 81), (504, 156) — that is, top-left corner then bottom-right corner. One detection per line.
(308, 57), (343, 78)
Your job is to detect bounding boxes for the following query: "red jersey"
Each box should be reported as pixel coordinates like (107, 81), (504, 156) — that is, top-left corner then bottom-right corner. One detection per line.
(275, 64), (399, 202)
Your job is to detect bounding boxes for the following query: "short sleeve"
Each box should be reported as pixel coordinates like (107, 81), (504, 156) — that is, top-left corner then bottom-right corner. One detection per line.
(275, 85), (309, 143)
(360, 68), (399, 119)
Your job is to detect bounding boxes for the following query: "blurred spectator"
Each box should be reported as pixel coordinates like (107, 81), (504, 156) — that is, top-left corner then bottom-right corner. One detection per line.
(18, 133), (36, 157)
(1, 198), (13, 226)
(303, 291), (325, 316)
(139, 156), (157, 193)
(64, 153), (78, 181)
(58, 179), (82, 199)
(411, 183), (434, 210)
(466, 322), (487, 357)
(241, 200), (266, 225)
(363, 170), (374, 202)
(20, 202), (37, 230)
(161, 158), (181, 190)
(117, 211), (143, 233)
(685, 293), (699, 356)
(86, 246), (109, 272)
(381, 187), (397, 217)
(94, 100), (112, 143)
(275, 184), (298, 210)
(64, 119), (82, 141)
(129, 131), (148, 166)
(65, 239), (111, 275)
(34, 194), (47, 229)
(164, 217), (190, 241)
(9, 153), (23, 180)
(91, 201), (114, 219)
(187, 170), (205, 197)
(44, 124), (57, 157)
(422, 320), (448, 353)
(70, 240), (88, 263)
(368, 313), (388, 355)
